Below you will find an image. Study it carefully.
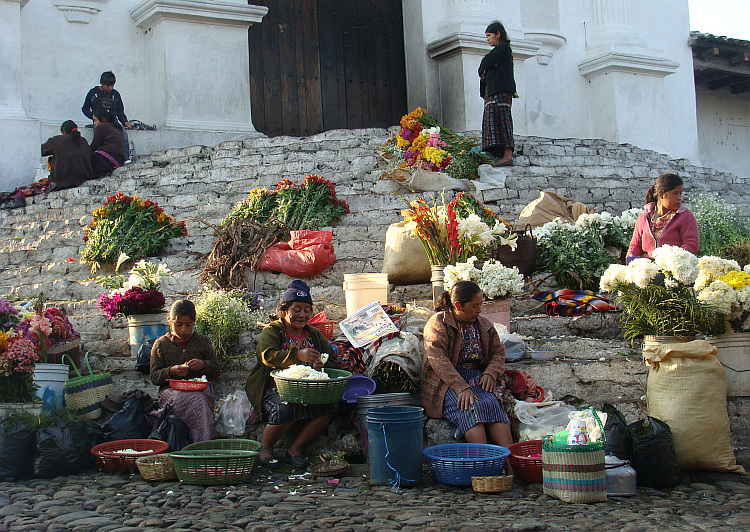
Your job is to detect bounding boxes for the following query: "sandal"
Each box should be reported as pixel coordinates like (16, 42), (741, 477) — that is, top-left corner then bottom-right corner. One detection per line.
(285, 452), (309, 469)
(258, 453), (280, 469)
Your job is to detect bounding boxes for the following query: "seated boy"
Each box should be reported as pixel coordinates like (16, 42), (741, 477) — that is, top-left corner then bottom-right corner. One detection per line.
(81, 71), (132, 161)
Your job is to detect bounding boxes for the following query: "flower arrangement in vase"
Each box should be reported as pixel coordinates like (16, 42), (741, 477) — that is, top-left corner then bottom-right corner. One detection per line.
(443, 256), (525, 301)
(81, 192), (187, 271)
(600, 246), (722, 341)
(401, 193), (517, 266)
(95, 257), (171, 320)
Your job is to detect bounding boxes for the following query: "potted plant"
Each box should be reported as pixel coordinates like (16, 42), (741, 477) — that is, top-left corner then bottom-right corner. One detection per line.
(600, 245), (722, 342)
(694, 256), (750, 396)
(443, 256), (525, 330)
(95, 257), (171, 358)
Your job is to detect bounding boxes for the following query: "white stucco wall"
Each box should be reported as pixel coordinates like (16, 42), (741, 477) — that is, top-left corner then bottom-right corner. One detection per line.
(695, 89), (750, 179)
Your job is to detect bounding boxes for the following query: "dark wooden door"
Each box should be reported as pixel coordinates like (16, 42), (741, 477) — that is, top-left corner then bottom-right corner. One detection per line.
(249, 0), (407, 137)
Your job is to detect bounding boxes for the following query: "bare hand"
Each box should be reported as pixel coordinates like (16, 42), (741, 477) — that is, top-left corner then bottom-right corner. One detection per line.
(457, 389), (475, 411)
(296, 348), (321, 366)
(480, 373), (496, 393)
(186, 358), (205, 371)
(171, 364), (189, 378)
(124, 121), (132, 129)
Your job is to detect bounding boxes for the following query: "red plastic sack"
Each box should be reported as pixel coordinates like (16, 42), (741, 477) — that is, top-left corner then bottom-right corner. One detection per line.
(258, 230), (336, 278)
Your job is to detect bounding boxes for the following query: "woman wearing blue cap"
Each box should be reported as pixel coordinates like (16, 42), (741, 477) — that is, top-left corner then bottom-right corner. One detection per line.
(245, 280), (338, 469)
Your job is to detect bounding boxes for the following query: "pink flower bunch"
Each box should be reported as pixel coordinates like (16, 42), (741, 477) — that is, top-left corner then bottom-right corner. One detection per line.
(2, 337), (39, 375)
(17, 307), (79, 348)
(98, 287), (166, 320)
(425, 133), (446, 149)
(30, 314), (52, 337)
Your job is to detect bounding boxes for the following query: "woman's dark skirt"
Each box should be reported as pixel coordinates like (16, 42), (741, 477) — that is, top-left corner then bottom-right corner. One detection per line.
(482, 93), (514, 154)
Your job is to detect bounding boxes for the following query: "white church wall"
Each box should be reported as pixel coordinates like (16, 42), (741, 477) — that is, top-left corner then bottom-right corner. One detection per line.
(696, 89), (750, 179)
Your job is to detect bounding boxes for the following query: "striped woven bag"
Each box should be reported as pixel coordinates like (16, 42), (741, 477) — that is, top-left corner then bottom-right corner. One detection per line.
(62, 353), (114, 420)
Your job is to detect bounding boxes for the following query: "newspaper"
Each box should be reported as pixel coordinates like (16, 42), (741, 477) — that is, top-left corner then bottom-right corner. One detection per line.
(339, 302), (399, 348)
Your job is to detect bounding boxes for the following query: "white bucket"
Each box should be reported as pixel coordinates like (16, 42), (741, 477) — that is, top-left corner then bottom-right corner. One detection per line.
(343, 273), (389, 317)
(33, 363), (69, 411)
(707, 332), (750, 396)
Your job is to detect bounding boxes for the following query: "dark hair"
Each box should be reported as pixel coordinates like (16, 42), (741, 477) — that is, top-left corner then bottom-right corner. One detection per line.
(645, 173), (683, 205)
(93, 109), (120, 127)
(61, 120), (82, 146)
(435, 280), (483, 313)
(169, 300), (196, 321)
(485, 21), (510, 44)
(100, 71), (116, 86)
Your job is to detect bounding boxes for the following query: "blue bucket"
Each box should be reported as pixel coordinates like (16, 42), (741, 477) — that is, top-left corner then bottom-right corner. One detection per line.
(366, 405), (424, 487)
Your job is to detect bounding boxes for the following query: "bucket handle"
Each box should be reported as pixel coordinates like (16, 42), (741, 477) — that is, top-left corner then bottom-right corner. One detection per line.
(380, 422), (416, 490)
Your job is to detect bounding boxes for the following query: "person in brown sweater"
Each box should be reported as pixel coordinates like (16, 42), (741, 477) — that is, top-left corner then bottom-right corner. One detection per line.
(41, 120), (93, 190)
(90, 109), (125, 178)
(150, 300), (221, 443)
(421, 281), (513, 468)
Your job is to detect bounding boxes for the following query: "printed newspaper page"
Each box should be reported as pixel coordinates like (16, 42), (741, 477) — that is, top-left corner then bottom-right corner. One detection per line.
(339, 302), (398, 348)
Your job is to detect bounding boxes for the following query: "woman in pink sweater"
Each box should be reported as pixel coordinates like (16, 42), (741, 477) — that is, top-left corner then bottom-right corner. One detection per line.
(627, 173), (700, 261)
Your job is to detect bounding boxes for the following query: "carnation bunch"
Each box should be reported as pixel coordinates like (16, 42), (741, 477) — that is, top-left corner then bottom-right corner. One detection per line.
(81, 193), (187, 271)
(0, 333), (39, 403)
(95, 259), (171, 320)
(444, 257), (525, 301)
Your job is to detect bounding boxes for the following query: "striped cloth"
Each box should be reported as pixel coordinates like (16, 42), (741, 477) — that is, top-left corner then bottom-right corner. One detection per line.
(443, 369), (511, 439)
(482, 93), (514, 154)
(533, 289), (619, 317)
(151, 384), (216, 443)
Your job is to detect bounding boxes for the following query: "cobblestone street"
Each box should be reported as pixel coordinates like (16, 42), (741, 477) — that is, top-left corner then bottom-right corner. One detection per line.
(2, 464), (749, 531)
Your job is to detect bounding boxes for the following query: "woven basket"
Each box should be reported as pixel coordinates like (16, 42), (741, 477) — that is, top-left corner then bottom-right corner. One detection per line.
(63, 352), (113, 420)
(91, 439), (170, 472)
(136, 453), (178, 481)
(170, 449), (258, 485)
(271, 368), (352, 404)
(311, 321), (336, 340)
(542, 436), (607, 503)
(471, 475), (514, 493)
(309, 461), (349, 477)
(508, 440), (543, 484)
(183, 438), (262, 453)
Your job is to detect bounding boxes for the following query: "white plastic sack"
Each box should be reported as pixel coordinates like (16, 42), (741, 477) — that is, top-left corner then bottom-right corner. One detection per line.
(401, 167), (471, 192)
(514, 400), (576, 441)
(365, 331), (421, 383)
(214, 391), (256, 436)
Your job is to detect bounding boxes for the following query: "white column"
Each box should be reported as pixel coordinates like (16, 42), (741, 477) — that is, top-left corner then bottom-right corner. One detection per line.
(587, 0), (647, 50)
(130, 0), (267, 132)
(0, 0), (26, 119)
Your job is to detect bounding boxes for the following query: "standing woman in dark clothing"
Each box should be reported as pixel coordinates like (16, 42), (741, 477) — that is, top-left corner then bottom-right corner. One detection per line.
(90, 109), (125, 178)
(41, 120), (93, 190)
(479, 21), (516, 166)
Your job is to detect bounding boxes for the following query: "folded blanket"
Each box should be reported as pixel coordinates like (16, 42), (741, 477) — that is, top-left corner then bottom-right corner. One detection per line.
(533, 289), (618, 317)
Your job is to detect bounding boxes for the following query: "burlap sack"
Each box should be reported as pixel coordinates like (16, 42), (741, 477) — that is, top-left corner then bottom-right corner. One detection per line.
(382, 221), (431, 285)
(515, 191), (590, 230)
(643, 338), (745, 474)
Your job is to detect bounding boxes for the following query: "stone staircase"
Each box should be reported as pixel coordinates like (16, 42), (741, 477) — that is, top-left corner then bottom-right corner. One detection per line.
(0, 128), (747, 467)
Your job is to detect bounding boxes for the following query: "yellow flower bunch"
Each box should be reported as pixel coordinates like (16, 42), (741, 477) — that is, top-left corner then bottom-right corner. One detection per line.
(718, 270), (750, 290)
(0, 330), (10, 352)
(423, 146), (450, 165)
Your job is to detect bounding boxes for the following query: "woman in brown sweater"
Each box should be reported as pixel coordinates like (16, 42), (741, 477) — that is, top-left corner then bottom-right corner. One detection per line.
(150, 300), (221, 443)
(90, 109), (125, 178)
(41, 120), (93, 190)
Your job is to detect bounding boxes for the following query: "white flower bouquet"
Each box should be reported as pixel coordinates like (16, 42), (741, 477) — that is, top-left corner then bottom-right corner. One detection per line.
(695, 256), (750, 332)
(600, 246), (721, 340)
(444, 256), (525, 301)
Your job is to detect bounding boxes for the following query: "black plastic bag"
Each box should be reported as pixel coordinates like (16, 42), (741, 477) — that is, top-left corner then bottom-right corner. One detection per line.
(628, 416), (681, 488)
(135, 341), (152, 374)
(101, 390), (152, 441)
(602, 403), (632, 460)
(0, 419), (36, 481)
(149, 405), (191, 451)
(33, 419), (97, 478)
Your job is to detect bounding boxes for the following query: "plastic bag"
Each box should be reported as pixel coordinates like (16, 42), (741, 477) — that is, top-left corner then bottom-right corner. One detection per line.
(498, 331), (525, 362)
(0, 419), (36, 481)
(365, 332), (421, 383)
(628, 416), (681, 488)
(101, 391), (152, 441)
(258, 230), (336, 277)
(149, 405), (190, 451)
(34, 419), (97, 478)
(514, 400), (577, 441)
(602, 403), (632, 460)
(563, 408), (607, 444)
(135, 340), (152, 374)
(215, 391), (257, 437)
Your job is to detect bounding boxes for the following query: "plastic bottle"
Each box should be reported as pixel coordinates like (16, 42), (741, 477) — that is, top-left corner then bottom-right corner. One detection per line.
(553, 430), (569, 445)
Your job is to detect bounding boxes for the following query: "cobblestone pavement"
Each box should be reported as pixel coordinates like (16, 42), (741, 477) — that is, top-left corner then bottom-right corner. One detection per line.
(2, 464), (749, 532)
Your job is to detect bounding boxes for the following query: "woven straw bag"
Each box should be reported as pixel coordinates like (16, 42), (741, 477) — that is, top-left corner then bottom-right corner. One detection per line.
(63, 352), (114, 419)
(542, 436), (607, 503)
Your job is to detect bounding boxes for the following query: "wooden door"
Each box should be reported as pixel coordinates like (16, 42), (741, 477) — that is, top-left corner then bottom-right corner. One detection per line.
(249, 0), (407, 137)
